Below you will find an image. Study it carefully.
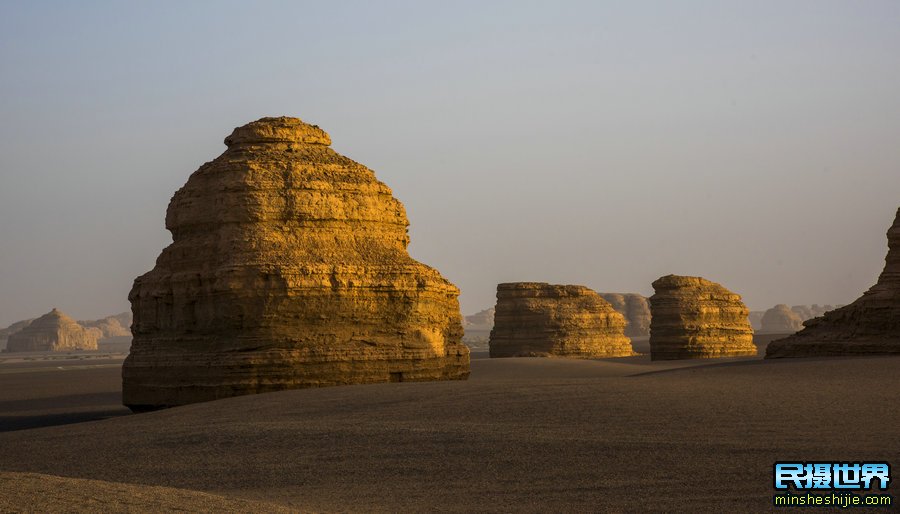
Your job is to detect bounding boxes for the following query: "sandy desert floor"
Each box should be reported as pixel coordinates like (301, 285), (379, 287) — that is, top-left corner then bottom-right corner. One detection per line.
(0, 337), (898, 513)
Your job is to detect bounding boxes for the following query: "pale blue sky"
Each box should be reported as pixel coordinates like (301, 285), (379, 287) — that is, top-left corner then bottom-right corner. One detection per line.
(1, 1), (899, 325)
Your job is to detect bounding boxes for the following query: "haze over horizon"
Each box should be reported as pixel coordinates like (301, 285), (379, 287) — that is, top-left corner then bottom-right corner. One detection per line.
(1, 1), (899, 326)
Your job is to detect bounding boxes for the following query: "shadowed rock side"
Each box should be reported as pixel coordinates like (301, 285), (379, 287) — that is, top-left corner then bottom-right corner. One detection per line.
(124, 116), (469, 411)
(598, 293), (651, 337)
(6, 309), (99, 352)
(649, 275), (755, 360)
(767, 208), (900, 358)
(760, 304), (804, 333)
(489, 283), (633, 358)
(0, 319), (34, 350)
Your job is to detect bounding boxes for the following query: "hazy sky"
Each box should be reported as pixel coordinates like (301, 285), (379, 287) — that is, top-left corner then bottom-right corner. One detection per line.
(1, 1), (899, 326)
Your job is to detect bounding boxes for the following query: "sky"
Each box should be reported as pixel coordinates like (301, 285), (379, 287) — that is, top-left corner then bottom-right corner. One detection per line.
(1, 1), (899, 326)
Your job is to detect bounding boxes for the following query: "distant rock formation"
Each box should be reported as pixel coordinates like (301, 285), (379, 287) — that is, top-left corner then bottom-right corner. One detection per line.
(760, 304), (804, 333)
(6, 309), (99, 352)
(461, 307), (494, 351)
(489, 283), (633, 358)
(748, 311), (764, 331)
(0, 319), (34, 350)
(790, 304), (840, 321)
(464, 308), (495, 330)
(767, 208), (900, 358)
(649, 275), (756, 360)
(79, 312), (132, 339)
(124, 117), (469, 411)
(598, 293), (651, 337)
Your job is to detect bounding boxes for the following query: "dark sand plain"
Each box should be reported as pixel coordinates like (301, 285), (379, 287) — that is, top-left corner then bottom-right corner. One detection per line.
(1, 336), (898, 513)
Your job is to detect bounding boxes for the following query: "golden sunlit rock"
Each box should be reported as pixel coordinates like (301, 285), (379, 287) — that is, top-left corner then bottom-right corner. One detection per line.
(123, 117), (469, 411)
(5, 308), (99, 352)
(488, 282), (633, 358)
(649, 275), (756, 360)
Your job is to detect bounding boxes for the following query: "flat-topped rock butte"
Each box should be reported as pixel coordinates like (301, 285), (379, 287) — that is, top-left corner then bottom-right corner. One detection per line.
(767, 207), (900, 357)
(124, 116), (469, 411)
(649, 275), (756, 360)
(489, 282), (633, 358)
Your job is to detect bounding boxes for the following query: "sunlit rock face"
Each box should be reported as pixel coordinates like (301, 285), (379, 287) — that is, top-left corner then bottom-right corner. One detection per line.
(80, 313), (132, 338)
(6, 309), (99, 352)
(760, 304), (804, 333)
(767, 208), (900, 358)
(489, 283), (633, 358)
(598, 293), (651, 337)
(649, 275), (756, 360)
(124, 117), (470, 411)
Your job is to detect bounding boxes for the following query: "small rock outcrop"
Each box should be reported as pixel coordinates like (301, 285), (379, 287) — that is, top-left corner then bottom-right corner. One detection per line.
(5, 309), (99, 352)
(760, 304), (804, 333)
(124, 117), (469, 411)
(80, 313), (132, 339)
(767, 208), (900, 358)
(489, 283), (633, 358)
(648, 275), (756, 360)
(598, 293), (651, 337)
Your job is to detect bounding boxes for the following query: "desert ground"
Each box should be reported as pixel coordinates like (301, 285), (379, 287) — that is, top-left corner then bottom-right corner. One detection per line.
(1, 337), (898, 513)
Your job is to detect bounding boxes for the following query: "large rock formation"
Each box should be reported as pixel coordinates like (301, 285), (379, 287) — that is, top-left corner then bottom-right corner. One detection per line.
(598, 293), (651, 337)
(5, 309), (99, 352)
(489, 283), (633, 358)
(124, 117), (469, 411)
(648, 275), (756, 360)
(767, 208), (900, 358)
(759, 304), (804, 333)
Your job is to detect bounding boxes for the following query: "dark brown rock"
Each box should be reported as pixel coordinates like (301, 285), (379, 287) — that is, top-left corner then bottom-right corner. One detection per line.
(767, 208), (900, 358)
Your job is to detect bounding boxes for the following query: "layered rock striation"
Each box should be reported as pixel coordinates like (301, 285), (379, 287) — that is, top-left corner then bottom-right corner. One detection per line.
(649, 275), (755, 360)
(489, 283), (633, 358)
(6, 309), (99, 352)
(767, 208), (900, 358)
(760, 304), (804, 333)
(124, 117), (470, 410)
(598, 293), (651, 337)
